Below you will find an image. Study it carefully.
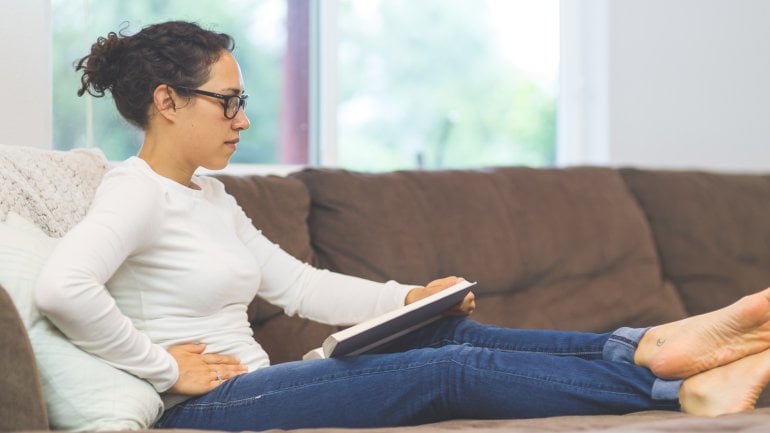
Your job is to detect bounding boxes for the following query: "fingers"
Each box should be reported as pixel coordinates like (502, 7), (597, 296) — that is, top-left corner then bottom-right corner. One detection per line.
(202, 353), (248, 384)
(167, 344), (248, 396)
(203, 353), (248, 384)
(209, 364), (247, 383)
(171, 344), (244, 366)
(464, 291), (476, 314)
(202, 353), (243, 365)
(422, 276), (460, 298)
(449, 291), (476, 316)
(406, 276), (469, 306)
(209, 362), (248, 376)
(173, 342), (207, 354)
(426, 276), (460, 290)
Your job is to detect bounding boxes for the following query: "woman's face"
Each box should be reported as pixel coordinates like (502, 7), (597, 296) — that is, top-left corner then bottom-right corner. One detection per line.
(176, 50), (250, 171)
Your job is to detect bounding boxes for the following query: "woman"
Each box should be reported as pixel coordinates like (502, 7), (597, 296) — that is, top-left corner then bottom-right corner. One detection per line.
(35, 20), (770, 430)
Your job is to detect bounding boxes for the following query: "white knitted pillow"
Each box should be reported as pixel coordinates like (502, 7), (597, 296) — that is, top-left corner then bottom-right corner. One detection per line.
(0, 144), (108, 237)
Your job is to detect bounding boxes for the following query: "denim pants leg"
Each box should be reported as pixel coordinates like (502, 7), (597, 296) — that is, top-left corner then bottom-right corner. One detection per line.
(378, 316), (610, 358)
(155, 318), (680, 431)
(382, 318), (682, 402)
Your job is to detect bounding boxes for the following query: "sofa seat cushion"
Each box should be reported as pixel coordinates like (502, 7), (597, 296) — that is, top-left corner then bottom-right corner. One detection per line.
(294, 167), (687, 332)
(621, 169), (770, 315)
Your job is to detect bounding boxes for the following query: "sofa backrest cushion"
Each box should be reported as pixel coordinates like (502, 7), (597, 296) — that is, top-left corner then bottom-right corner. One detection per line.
(214, 174), (317, 265)
(294, 167), (687, 332)
(621, 169), (770, 315)
(0, 285), (48, 432)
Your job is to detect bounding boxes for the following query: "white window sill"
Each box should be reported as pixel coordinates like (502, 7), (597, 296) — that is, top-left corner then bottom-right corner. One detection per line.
(196, 163), (307, 177)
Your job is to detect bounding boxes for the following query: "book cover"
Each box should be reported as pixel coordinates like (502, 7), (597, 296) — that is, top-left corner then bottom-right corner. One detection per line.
(303, 280), (476, 360)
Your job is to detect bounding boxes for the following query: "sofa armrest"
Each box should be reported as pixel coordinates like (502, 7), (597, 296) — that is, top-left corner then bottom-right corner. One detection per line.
(0, 284), (48, 431)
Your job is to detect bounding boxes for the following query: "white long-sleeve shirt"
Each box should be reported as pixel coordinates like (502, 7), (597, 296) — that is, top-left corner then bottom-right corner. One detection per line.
(35, 157), (412, 395)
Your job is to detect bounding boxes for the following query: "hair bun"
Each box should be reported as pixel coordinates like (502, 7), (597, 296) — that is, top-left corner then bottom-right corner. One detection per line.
(74, 21), (234, 129)
(76, 31), (127, 97)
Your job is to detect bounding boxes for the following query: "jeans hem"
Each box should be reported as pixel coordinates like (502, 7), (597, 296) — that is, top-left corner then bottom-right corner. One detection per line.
(602, 327), (650, 364)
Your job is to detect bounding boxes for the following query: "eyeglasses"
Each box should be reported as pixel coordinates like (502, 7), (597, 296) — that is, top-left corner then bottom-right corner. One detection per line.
(169, 85), (248, 119)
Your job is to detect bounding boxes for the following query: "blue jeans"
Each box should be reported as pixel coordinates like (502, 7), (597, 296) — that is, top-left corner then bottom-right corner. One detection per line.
(155, 318), (681, 431)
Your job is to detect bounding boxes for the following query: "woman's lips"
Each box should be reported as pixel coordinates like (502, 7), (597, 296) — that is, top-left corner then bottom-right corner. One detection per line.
(225, 138), (239, 151)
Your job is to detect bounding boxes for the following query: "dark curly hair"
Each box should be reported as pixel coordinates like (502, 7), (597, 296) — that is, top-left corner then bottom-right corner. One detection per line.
(76, 21), (235, 129)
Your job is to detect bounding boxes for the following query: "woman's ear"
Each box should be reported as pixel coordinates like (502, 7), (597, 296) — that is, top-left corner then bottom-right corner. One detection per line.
(152, 84), (177, 121)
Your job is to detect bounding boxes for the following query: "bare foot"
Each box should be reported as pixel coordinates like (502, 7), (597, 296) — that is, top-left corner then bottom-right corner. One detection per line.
(679, 348), (770, 416)
(635, 287), (770, 379)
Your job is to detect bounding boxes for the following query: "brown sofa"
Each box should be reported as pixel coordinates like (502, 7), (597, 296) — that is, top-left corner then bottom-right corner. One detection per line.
(3, 163), (770, 433)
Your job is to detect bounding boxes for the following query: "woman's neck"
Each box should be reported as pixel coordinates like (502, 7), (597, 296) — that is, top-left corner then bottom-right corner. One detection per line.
(138, 140), (197, 188)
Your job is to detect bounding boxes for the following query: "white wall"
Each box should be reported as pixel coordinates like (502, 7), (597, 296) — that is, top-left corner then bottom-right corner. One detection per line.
(0, 0), (51, 149)
(558, 0), (610, 166)
(606, 0), (770, 172)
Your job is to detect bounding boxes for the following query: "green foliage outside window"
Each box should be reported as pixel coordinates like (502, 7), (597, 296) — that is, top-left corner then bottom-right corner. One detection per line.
(337, 0), (557, 170)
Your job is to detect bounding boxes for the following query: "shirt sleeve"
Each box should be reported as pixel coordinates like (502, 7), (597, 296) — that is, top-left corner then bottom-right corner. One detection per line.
(224, 190), (415, 325)
(34, 170), (180, 392)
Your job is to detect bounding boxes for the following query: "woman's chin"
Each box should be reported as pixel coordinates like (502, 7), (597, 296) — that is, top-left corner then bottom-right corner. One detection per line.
(202, 158), (231, 171)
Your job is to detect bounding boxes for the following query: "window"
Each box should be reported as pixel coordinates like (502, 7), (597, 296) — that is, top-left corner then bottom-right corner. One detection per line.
(335, 0), (559, 170)
(52, 0), (559, 170)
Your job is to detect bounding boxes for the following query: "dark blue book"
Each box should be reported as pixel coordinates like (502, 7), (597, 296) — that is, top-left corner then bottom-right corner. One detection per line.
(303, 280), (476, 359)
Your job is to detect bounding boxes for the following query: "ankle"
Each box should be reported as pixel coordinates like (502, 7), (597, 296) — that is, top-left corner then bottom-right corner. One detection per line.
(634, 326), (670, 375)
